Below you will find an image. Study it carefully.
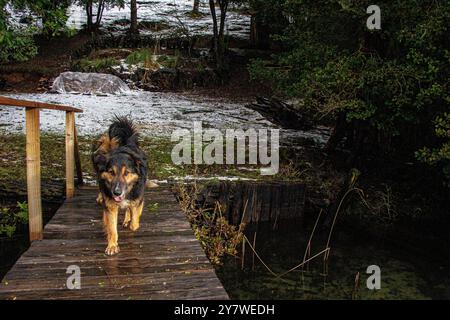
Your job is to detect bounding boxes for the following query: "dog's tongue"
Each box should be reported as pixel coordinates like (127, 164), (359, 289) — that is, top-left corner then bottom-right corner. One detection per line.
(113, 195), (124, 202)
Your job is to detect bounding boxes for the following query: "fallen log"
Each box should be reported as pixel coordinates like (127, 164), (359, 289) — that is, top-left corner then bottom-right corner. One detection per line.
(246, 96), (312, 130)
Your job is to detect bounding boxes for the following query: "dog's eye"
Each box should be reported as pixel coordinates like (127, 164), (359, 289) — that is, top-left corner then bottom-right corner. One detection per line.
(124, 171), (129, 177)
(108, 169), (114, 175)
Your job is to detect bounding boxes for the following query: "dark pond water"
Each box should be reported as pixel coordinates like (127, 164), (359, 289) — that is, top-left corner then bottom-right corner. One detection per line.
(216, 219), (450, 300)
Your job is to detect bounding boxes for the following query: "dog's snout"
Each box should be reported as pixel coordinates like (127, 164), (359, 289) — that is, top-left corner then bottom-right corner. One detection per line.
(113, 184), (122, 196)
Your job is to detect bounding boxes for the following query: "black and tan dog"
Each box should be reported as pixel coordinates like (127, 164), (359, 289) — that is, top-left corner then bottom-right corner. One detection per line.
(92, 117), (148, 255)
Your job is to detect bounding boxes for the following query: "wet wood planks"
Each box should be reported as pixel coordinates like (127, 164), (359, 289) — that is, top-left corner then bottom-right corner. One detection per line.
(0, 187), (228, 300)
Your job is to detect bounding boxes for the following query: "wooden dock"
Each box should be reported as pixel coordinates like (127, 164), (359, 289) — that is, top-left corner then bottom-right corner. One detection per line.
(0, 187), (229, 300)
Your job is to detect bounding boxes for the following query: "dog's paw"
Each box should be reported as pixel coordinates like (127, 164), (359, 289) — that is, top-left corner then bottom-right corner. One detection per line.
(105, 244), (120, 256)
(96, 193), (103, 205)
(129, 222), (140, 232)
(122, 220), (130, 228)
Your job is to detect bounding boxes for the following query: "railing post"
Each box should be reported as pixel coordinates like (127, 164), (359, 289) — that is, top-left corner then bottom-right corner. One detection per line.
(65, 111), (75, 199)
(25, 107), (43, 241)
(74, 126), (83, 186)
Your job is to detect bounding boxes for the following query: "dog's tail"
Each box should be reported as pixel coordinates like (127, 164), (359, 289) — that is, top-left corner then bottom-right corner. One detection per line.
(108, 116), (138, 146)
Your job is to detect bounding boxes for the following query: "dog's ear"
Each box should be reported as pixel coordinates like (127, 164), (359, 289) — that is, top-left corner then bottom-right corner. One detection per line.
(124, 148), (147, 174)
(93, 153), (110, 174)
(93, 135), (119, 154)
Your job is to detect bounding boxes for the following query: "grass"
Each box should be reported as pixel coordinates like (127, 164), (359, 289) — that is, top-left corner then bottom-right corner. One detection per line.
(0, 132), (94, 183)
(125, 49), (180, 70)
(73, 57), (120, 73)
(0, 132), (319, 185)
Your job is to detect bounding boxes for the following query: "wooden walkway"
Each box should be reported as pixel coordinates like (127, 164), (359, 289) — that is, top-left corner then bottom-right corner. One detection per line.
(0, 187), (229, 300)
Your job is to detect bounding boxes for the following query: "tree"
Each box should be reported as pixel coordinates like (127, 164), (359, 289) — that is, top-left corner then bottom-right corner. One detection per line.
(24, 0), (72, 37)
(78, 0), (124, 31)
(209, 0), (229, 68)
(193, 0), (200, 13)
(0, 0), (71, 63)
(249, 0), (449, 174)
(129, 0), (138, 34)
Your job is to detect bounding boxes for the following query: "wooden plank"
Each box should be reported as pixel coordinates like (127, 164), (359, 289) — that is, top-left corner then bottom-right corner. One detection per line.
(0, 96), (82, 113)
(0, 188), (229, 300)
(65, 111), (75, 199)
(25, 107), (43, 241)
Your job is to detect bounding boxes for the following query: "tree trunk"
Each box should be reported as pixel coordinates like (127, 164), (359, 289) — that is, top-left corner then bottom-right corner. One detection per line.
(193, 0), (200, 13)
(95, 0), (105, 28)
(325, 112), (348, 152)
(246, 96), (312, 130)
(86, 1), (93, 31)
(218, 0), (228, 57)
(130, 0), (138, 34)
(209, 0), (228, 68)
(209, 0), (219, 63)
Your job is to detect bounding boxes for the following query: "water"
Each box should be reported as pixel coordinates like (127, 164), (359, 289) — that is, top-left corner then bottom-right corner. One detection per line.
(217, 222), (450, 300)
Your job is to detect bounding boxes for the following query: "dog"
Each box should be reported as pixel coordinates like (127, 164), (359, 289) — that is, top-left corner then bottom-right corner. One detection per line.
(92, 116), (148, 255)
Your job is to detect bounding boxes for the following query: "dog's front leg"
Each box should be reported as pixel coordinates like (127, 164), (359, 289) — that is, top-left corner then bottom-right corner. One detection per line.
(103, 205), (120, 255)
(129, 200), (144, 232)
(122, 208), (131, 228)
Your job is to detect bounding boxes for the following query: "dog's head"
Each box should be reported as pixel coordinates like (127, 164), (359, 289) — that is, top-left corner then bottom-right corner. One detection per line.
(100, 150), (141, 203)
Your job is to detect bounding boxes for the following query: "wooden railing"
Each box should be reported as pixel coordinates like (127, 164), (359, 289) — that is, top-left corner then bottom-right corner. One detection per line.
(0, 96), (83, 241)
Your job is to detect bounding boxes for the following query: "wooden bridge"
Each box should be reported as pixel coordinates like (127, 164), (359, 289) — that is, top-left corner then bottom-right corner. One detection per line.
(0, 97), (228, 300)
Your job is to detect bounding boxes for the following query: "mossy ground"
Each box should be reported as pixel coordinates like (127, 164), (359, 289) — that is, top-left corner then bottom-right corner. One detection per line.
(0, 132), (312, 184)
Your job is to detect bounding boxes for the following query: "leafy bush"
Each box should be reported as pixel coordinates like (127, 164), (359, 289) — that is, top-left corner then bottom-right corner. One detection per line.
(125, 49), (154, 65)
(0, 0), (73, 63)
(0, 29), (38, 63)
(249, 0), (449, 176)
(175, 183), (244, 265)
(417, 113), (450, 186)
(0, 202), (28, 238)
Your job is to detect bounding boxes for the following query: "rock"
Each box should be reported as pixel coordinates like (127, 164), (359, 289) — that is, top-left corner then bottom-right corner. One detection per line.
(52, 71), (131, 95)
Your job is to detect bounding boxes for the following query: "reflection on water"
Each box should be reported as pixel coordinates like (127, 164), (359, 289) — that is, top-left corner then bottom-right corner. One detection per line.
(216, 221), (450, 300)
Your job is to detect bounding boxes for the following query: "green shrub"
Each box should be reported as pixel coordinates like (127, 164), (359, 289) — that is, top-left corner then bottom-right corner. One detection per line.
(125, 49), (153, 65)
(175, 183), (245, 265)
(157, 54), (179, 69)
(416, 113), (450, 186)
(0, 202), (28, 238)
(0, 29), (38, 63)
(249, 0), (449, 166)
(126, 49), (181, 70)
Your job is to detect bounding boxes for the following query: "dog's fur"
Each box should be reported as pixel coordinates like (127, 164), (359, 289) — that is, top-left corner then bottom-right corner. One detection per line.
(92, 117), (147, 255)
